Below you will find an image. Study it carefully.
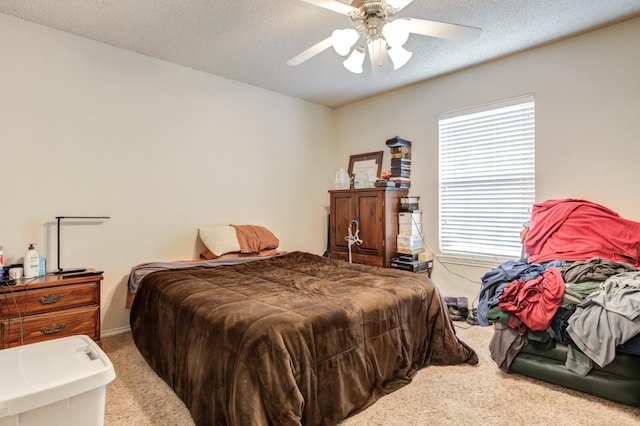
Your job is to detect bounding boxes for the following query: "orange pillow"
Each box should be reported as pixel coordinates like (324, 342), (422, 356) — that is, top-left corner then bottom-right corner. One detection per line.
(199, 248), (282, 260)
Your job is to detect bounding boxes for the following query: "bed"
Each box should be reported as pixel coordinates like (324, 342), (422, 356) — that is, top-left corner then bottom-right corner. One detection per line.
(480, 199), (640, 406)
(129, 251), (478, 425)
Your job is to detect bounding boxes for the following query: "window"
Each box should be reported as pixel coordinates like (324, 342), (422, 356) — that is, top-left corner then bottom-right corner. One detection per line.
(439, 94), (535, 265)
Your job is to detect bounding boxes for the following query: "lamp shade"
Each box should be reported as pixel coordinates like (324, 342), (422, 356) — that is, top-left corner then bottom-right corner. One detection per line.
(388, 46), (413, 69)
(382, 19), (410, 47)
(343, 45), (365, 74)
(331, 29), (359, 56)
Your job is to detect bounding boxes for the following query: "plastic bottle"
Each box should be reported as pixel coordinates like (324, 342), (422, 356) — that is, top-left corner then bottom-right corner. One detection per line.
(0, 245), (4, 280)
(24, 244), (40, 279)
(39, 255), (47, 276)
(353, 169), (370, 189)
(334, 168), (350, 190)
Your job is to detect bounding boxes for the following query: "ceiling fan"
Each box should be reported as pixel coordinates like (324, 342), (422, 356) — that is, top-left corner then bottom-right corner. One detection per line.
(287, 0), (481, 74)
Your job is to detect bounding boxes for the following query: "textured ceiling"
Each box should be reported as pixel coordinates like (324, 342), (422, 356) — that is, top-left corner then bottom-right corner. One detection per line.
(1, 0), (639, 108)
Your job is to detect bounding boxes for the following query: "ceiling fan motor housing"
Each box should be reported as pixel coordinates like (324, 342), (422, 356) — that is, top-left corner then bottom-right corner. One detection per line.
(361, 1), (385, 13)
(351, 1), (395, 41)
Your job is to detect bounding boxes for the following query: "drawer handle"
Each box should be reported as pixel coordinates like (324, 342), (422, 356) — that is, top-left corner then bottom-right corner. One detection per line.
(41, 324), (66, 334)
(38, 294), (64, 305)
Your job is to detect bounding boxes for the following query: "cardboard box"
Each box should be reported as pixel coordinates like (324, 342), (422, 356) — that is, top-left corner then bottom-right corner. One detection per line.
(0, 335), (115, 426)
(399, 222), (421, 236)
(418, 251), (434, 262)
(397, 247), (424, 255)
(397, 234), (424, 250)
(399, 211), (422, 225)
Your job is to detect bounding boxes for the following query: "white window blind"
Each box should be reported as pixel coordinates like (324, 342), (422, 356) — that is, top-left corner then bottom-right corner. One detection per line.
(439, 94), (535, 263)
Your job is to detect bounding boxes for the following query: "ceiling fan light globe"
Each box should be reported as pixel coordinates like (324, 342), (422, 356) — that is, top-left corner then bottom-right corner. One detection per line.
(388, 46), (412, 70)
(382, 19), (410, 47)
(343, 46), (365, 74)
(332, 28), (359, 56)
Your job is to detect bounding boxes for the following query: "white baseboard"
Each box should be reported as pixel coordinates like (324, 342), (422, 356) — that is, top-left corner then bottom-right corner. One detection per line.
(102, 326), (131, 337)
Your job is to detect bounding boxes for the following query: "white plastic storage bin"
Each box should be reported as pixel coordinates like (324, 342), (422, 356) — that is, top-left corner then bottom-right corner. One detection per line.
(0, 335), (115, 426)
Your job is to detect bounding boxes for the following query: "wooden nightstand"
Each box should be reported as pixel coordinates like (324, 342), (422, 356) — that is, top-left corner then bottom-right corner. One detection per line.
(0, 271), (102, 349)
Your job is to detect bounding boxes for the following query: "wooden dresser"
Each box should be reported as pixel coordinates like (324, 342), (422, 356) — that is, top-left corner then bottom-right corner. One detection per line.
(0, 271), (102, 349)
(329, 187), (408, 267)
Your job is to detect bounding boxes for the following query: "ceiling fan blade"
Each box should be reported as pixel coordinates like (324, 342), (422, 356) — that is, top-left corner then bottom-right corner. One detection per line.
(286, 37), (334, 66)
(386, 0), (416, 12)
(299, 0), (357, 15)
(405, 17), (481, 42)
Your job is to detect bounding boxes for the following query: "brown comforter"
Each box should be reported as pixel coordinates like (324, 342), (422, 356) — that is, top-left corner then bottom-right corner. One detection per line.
(130, 251), (477, 426)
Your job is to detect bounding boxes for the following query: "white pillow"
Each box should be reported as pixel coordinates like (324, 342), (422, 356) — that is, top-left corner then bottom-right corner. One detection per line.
(198, 225), (241, 257)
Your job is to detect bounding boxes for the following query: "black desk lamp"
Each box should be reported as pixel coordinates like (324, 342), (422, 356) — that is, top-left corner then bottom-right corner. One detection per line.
(54, 216), (110, 275)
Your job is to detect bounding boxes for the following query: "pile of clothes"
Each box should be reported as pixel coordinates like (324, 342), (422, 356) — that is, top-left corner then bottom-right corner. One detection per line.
(479, 198), (640, 375)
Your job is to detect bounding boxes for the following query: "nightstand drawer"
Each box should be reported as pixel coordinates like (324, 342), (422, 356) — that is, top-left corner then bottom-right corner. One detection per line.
(0, 283), (99, 317)
(1, 305), (99, 348)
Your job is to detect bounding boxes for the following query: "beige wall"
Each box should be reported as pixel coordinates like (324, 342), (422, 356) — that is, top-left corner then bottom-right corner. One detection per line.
(334, 17), (640, 302)
(0, 13), (336, 333)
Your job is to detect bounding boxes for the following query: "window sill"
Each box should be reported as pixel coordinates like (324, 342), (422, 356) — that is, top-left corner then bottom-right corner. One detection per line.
(436, 254), (512, 269)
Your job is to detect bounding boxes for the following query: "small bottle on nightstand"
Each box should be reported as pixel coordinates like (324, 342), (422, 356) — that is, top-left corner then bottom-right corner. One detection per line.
(0, 245), (4, 280)
(24, 244), (39, 279)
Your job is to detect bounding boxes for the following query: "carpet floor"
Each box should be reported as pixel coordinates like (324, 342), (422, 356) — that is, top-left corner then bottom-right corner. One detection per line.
(102, 324), (640, 425)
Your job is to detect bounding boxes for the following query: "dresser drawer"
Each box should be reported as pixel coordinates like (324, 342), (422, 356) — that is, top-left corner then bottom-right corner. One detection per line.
(0, 282), (99, 317)
(1, 305), (99, 348)
(331, 251), (384, 267)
